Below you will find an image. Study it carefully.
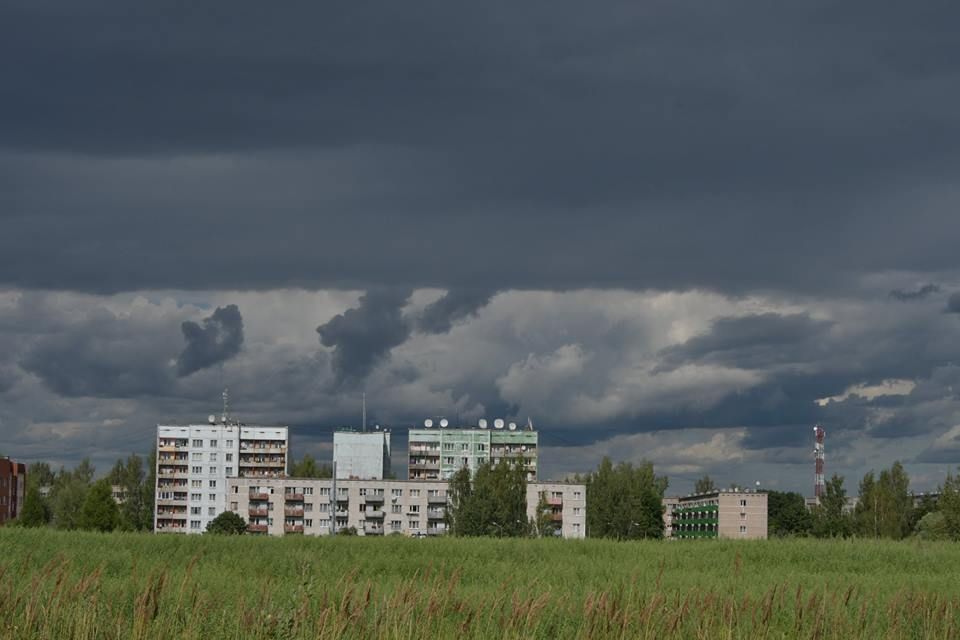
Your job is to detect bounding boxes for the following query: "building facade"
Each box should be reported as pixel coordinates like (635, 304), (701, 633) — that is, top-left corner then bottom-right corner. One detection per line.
(227, 477), (586, 538)
(665, 490), (768, 540)
(0, 458), (26, 525)
(333, 430), (391, 480)
(407, 422), (538, 481)
(155, 422), (289, 534)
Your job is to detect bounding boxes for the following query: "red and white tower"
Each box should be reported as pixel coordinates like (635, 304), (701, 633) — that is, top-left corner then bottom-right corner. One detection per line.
(813, 425), (826, 499)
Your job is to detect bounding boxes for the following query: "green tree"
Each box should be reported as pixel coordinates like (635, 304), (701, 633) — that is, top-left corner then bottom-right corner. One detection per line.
(767, 490), (813, 537)
(206, 511), (247, 534)
(914, 511), (950, 540)
(78, 479), (119, 532)
(694, 475), (717, 494)
(584, 457), (667, 540)
(533, 491), (558, 537)
(49, 459), (96, 530)
(938, 470), (960, 539)
(26, 462), (55, 492)
(142, 447), (156, 530)
(854, 462), (912, 539)
(17, 484), (50, 527)
(290, 454), (333, 478)
(812, 474), (852, 538)
(446, 460), (528, 537)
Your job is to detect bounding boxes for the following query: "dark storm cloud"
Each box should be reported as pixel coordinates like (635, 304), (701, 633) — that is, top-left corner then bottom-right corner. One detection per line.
(417, 289), (497, 334)
(2, 2), (960, 294)
(176, 305), (245, 377)
(946, 293), (960, 313)
(317, 288), (413, 385)
(19, 308), (177, 398)
(889, 284), (940, 301)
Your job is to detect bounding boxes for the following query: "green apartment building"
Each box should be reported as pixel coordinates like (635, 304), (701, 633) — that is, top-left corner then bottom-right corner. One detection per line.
(407, 419), (538, 481)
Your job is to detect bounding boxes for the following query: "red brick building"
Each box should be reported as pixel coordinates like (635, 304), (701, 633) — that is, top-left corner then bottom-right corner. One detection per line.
(0, 458), (27, 525)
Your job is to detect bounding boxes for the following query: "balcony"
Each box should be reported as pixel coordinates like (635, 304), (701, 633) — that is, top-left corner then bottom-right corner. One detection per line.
(284, 493), (304, 502)
(408, 461), (440, 470)
(426, 527), (442, 536)
(247, 524), (268, 533)
(156, 497), (188, 507)
(427, 494), (447, 504)
(284, 524), (304, 534)
(550, 512), (563, 522)
(240, 444), (286, 453)
(426, 509), (445, 519)
(365, 509), (385, 519)
(239, 459), (286, 468)
(249, 492), (269, 501)
(284, 507), (304, 517)
(363, 525), (384, 536)
(546, 496), (563, 506)
(249, 506), (269, 517)
(363, 494), (384, 504)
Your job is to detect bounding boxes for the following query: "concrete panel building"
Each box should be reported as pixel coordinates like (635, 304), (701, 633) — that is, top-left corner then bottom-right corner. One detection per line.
(227, 477), (586, 538)
(408, 420), (538, 481)
(155, 421), (288, 534)
(0, 457), (26, 525)
(333, 429), (391, 480)
(665, 490), (768, 540)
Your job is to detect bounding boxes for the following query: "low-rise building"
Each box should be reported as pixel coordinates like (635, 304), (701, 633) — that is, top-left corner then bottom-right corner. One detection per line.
(664, 490), (768, 540)
(227, 477), (586, 538)
(0, 457), (26, 525)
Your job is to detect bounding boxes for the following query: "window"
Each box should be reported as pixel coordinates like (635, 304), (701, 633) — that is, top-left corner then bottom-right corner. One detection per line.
(740, 512), (746, 520)
(226, 453), (233, 462)
(192, 439), (203, 447)
(372, 488), (384, 496)
(391, 520), (402, 531)
(190, 520), (201, 529)
(461, 457), (469, 466)
(319, 519), (330, 528)
(359, 488), (367, 496)
(209, 466), (217, 474)
(444, 457), (455, 464)
(428, 489), (439, 497)
(210, 440), (217, 448)
(551, 491), (562, 499)
(461, 443), (469, 451)
(226, 440), (233, 448)
(210, 453), (218, 462)
(409, 489), (420, 497)
(230, 502), (238, 511)
(208, 507), (216, 516)
(190, 507), (201, 515)
(408, 520), (420, 530)
(305, 519), (313, 527)
(268, 518), (274, 526)
(192, 466), (202, 474)
(478, 457), (486, 464)
(319, 503), (330, 512)
(338, 487), (348, 496)
(739, 499), (747, 507)
(267, 502), (274, 511)
(304, 487), (313, 495)
(443, 443), (455, 451)
(739, 525), (747, 534)
(573, 491), (582, 499)
(391, 505), (402, 514)
(191, 480), (202, 488)
(209, 493), (216, 501)
(232, 485), (238, 493)
(477, 443), (486, 452)
(226, 467), (233, 476)
(408, 505), (420, 514)
(391, 488), (402, 497)
(320, 487), (330, 496)
(573, 523), (581, 532)
(209, 480), (216, 488)
(192, 452), (202, 461)
(573, 507), (581, 516)
(304, 503), (313, 512)
(191, 493), (201, 501)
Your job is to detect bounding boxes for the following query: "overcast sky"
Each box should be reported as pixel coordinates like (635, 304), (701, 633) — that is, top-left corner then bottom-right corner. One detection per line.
(2, 2), (960, 494)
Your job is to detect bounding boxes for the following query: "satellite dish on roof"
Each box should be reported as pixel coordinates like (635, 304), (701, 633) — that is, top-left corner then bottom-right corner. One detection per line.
(208, 415), (216, 424)
(508, 422), (517, 431)
(424, 419), (433, 428)
(494, 418), (505, 429)
(440, 418), (449, 428)
(478, 419), (488, 429)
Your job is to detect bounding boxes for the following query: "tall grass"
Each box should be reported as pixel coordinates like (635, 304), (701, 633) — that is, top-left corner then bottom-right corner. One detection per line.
(1, 529), (958, 639)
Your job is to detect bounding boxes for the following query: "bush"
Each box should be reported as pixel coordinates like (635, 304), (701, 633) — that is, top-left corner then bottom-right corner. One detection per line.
(206, 511), (248, 535)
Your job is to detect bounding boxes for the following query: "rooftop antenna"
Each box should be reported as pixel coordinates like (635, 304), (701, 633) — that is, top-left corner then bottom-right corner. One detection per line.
(221, 387), (229, 424)
(362, 391), (367, 433)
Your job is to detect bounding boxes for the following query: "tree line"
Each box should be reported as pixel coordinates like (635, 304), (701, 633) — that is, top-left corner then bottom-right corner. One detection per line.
(17, 452), (156, 532)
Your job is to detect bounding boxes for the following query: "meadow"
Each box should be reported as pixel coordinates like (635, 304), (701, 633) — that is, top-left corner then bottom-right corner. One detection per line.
(1, 529), (958, 639)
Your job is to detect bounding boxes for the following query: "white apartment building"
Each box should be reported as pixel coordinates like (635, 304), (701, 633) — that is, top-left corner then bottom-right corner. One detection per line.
(333, 429), (391, 480)
(227, 477), (586, 539)
(155, 422), (288, 534)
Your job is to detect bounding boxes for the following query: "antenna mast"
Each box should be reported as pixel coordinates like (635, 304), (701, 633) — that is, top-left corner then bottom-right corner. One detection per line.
(222, 387), (229, 423)
(813, 425), (826, 500)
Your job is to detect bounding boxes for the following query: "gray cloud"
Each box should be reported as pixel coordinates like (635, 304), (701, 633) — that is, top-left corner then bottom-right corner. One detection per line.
(317, 288), (413, 386)
(947, 293), (960, 314)
(890, 284), (940, 301)
(177, 304), (245, 377)
(417, 289), (497, 334)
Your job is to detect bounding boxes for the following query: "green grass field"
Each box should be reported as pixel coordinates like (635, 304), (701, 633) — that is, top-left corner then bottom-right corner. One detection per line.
(1, 529), (958, 639)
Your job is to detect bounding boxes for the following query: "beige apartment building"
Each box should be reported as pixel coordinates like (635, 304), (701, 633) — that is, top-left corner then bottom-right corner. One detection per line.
(228, 477), (586, 538)
(665, 490), (768, 540)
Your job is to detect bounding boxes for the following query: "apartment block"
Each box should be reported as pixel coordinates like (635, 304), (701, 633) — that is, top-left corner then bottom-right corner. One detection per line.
(155, 422), (288, 534)
(408, 421), (538, 481)
(333, 429), (391, 480)
(227, 477), (586, 538)
(665, 490), (768, 540)
(0, 457), (26, 525)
